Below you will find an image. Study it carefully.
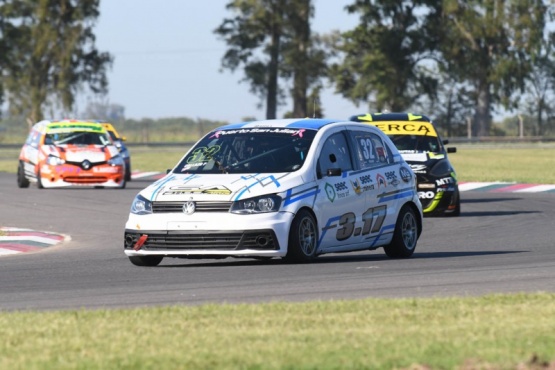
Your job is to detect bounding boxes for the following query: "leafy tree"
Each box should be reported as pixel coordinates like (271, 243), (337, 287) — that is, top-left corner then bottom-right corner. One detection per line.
(519, 31), (555, 136)
(416, 72), (474, 137)
(329, 0), (442, 113)
(280, 0), (328, 117)
(1, 0), (112, 126)
(441, 0), (549, 137)
(0, 0), (31, 113)
(215, 0), (327, 119)
(82, 101), (125, 123)
(215, 0), (286, 119)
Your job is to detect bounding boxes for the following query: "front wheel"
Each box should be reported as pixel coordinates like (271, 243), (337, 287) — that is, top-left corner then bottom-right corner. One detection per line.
(37, 170), (44, 189)
(448, 189), (461, 217)
(284, 209), (318, 263)
(384, 205), (419, 258)
(17, 161), (30, 188)
(128, 255), (163, 267)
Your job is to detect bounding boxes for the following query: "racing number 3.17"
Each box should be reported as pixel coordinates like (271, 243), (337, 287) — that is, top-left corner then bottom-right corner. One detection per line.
(336, 205), (387, 241)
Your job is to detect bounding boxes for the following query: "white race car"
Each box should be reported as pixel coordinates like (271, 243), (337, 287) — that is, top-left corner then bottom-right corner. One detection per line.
(124, 118), (423, 266)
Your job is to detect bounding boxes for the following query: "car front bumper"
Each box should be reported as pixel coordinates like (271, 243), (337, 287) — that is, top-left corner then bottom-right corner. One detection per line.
(124, 211), (295, 258)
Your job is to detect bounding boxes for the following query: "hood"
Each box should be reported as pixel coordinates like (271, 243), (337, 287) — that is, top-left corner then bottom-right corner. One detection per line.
(141, 172), (303, 202)
(399, 151), (446, 174)
(45, 144), (118, 163)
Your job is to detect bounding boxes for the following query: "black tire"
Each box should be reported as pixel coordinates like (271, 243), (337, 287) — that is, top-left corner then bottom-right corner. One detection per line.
(17, 161), (30, 188)
(128, 255), (163, 267)
(125, 165), (131, 182)
(285, 209), (318, 263)
(37, 170), (44, 189)
(449, 189), (461, 217)
(384, 205), (419, 258)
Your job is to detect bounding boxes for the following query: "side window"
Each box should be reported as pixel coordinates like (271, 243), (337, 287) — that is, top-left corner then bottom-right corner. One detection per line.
(317, 132), (352, 176)
(349, 130), (391, 169)
(371, 134), (391, 164)
(26, 130), (41, 148)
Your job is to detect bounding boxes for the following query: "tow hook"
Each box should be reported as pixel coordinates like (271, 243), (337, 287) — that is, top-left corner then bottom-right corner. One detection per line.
(133, 234), (148, 250)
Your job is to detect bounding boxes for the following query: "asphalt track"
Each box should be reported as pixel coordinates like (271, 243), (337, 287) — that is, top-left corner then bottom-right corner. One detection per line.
(1, 172), (554, 311)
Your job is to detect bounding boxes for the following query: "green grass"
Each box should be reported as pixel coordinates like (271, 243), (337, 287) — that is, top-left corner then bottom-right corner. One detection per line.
(448, 144), (555, 184)
(0, 294), (553, 369)
(3, 143), (555, 184)
(3, 143), (555, 369)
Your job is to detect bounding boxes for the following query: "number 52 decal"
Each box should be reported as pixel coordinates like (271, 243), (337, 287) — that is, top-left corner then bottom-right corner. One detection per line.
(336, 205), (387, 241)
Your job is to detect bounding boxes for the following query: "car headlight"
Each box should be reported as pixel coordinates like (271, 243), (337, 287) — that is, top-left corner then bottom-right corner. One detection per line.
(131, 194), (153, 215)
(230, 195), (282, 214)
(46, 155), (65, 166)
(108, 154), (124, 166)
(429, 160), (451, 177)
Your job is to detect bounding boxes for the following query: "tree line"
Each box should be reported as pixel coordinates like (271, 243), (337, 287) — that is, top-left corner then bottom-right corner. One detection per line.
(1, 1), (554, 138)
(0, 0), (111, 127)
(215, 0), (555, 137)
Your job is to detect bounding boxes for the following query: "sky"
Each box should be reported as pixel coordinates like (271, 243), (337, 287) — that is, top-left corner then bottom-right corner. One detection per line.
(89, 0), (363, 123)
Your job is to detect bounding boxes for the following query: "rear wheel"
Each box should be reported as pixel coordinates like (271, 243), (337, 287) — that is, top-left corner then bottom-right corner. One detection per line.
(285, 209), (318, 263)
(125, 164), (131, 182)
(384, 205), (419, 258)
(17, 161), (30, 188)
(128, 256), (163, 267)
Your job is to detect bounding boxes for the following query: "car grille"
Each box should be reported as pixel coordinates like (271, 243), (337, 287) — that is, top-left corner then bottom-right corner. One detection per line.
(65, 161), (107, 169)
(64, 176), (109, 183)
(152, 201), (232, 213)
(125, 230), (278, 251)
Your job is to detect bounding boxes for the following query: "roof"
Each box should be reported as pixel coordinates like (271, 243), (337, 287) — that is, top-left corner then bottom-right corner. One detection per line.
(350, 113), (438, 137)
(32, 120), (107, 134)
(216, 118), (343, 131)
(350, 112), (433, 123)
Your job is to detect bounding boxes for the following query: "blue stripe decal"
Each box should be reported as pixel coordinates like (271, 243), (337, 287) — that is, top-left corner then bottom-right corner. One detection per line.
(318, 215), (341, 248)
(366, 224), (395, 248)
(378, 189), (415, 203)
(286, 118), (338, 130)
(283, 187), (320, 206)
(150, 174), (177, 201)
(234, 175), (281, 201)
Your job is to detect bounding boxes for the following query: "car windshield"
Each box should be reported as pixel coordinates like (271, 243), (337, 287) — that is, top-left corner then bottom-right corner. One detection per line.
(45, 131), (111, 146)
(174, 128), (316, 174)
(106, 130), (118, 141)
(389, 134), (442, 153)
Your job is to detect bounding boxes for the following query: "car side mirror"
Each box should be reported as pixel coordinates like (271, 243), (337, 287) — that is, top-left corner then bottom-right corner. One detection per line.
(166, 169), (172, 174)
(447, 147), (457, 153)
(443, 139), (449, 145)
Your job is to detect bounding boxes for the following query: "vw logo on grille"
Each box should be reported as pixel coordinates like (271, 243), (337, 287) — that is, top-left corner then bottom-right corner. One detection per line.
(81, 160), (91, 170)
(183, 201), (196, 215)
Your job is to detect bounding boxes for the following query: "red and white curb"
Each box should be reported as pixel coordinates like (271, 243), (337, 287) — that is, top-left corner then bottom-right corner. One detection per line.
(131, 171), (163, 180)
(459, 182), (555, 193)
(131, 172), (555, 193)
(0, 227), (70, 257)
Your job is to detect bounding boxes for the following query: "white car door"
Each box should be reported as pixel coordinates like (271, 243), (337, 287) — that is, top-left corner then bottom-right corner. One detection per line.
(346, 128), (405, 249)
(312, 129), (363, 252)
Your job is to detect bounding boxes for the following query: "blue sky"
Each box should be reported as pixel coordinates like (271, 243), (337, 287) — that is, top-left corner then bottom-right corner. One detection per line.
(90, 0), (362, 123)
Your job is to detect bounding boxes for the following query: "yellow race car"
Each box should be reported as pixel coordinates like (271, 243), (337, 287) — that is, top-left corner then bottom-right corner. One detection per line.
(351, 113), (460, 216)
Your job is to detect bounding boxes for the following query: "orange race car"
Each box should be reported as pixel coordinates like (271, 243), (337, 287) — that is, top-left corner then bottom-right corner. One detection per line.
(17, 120), (126, 189)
